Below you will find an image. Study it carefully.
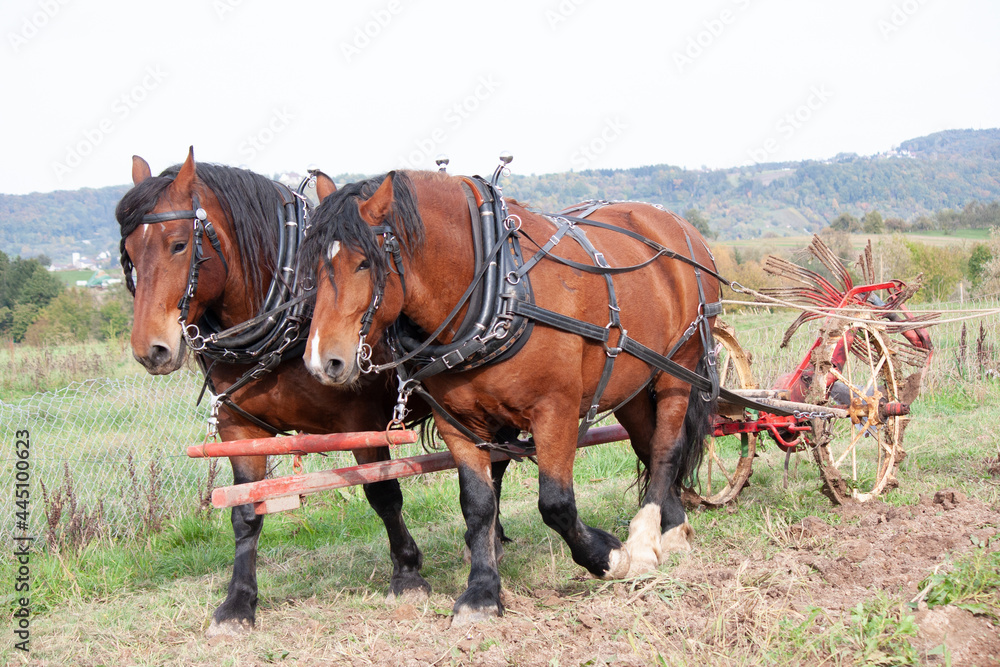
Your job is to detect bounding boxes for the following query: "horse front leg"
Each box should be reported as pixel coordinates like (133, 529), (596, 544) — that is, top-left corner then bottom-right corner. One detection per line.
(352, 446), (431, 601)
(432, 418), (504, 626)
(207, 436), (269, 638)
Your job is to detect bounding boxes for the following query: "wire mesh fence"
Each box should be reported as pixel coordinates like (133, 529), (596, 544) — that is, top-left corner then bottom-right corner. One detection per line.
(1, 297), (998, 548)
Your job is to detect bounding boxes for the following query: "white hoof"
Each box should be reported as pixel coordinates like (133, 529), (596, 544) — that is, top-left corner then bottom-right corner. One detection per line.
(385, 587), (430, 605)
(205, 617), (252, 639)
(451, 603), (500, 627)
(658, 521), (694, 562)
(603, 545), (632, 579)
(602, 504), (663, 579)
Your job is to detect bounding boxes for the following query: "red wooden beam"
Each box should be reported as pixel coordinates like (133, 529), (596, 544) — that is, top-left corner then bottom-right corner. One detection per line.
(208, 424), (632, 514)
(187, 430), (419, 459)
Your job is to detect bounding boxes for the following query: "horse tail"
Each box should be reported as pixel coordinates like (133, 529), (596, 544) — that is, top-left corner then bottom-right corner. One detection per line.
(678, 356), (715, 490)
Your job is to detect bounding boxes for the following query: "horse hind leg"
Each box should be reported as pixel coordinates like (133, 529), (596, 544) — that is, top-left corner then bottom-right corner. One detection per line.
(603, 368), (708, 579)
(600, 390), (664, 579)
(648, 362), (714, 560)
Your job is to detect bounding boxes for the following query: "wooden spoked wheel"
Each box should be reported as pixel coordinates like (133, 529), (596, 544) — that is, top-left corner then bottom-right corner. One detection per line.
(686, 321), (758, 507)
(809, 320), (905, 504)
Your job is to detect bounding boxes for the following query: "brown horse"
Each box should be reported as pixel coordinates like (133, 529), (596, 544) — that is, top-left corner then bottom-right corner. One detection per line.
(301, 169), (719, 624)
(116, 149), (434, 637)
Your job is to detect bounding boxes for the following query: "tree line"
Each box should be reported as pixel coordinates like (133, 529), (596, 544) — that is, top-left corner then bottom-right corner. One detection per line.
(0, 252), (131, 344)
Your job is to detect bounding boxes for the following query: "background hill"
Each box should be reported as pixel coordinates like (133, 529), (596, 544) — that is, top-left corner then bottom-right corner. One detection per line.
(2, 129), (999, 265)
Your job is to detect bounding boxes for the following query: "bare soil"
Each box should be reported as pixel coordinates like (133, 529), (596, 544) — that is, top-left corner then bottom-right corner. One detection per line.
(14, 487), (1000, 666)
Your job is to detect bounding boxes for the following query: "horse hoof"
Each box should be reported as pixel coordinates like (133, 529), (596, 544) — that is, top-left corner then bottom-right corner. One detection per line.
(451, 603), (501, 627)
(386, 587), (430, 605)
(206, 617), (253, 639)
(658, 522), (694, 563)
(603, 504), (663, 579)
(602, 546), (632, 579)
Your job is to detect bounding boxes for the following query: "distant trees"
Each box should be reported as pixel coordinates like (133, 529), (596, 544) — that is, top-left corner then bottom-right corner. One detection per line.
(862, 211), (885, 234)
(822, 200), (1000, 236)
(829, 212), (861, 233)
(24, 286), (132, 345)
(684, 208), (716, 239)
(0, 251), (132, 345)
(0, 252), (64, 341)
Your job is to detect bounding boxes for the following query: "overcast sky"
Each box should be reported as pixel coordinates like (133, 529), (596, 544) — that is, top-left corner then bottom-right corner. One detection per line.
(2, 0), (998, 195)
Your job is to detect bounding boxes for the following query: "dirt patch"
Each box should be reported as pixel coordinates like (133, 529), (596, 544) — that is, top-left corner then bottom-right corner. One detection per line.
(12, 489), (1000, 666)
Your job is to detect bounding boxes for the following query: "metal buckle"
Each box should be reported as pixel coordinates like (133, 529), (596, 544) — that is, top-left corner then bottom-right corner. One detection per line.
(441, 349), (465, 369)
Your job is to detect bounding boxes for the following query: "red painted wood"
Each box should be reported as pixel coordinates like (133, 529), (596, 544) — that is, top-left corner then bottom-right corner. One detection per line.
(186, 429), (419, 459)
(209, 424), (632, 513)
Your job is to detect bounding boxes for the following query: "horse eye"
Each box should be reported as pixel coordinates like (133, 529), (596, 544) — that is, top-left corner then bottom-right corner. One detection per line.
(171, 241), (188, 255)
(356, 259), (371, 272)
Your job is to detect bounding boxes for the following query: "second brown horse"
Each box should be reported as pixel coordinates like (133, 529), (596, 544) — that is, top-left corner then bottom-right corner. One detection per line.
(302, 169), (719, 625)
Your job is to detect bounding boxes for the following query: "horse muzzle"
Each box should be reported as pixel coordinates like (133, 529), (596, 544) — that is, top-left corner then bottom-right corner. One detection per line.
(133, 340), (187, 375)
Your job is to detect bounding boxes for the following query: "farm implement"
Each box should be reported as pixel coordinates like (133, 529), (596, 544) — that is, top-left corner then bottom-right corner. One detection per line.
(190, 236), (935, 514)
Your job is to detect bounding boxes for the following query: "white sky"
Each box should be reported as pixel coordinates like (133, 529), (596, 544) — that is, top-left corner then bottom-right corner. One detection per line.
(1, 0), (998, 195)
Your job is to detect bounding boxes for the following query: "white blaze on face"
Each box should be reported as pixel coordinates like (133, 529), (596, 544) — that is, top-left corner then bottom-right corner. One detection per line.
(307, 242), (341, 376)
(308, 328), (324, 375)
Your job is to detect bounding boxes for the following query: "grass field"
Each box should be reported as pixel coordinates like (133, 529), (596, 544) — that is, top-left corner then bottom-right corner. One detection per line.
(717, 230), (991, 252)
(1, 302), (999, 664)
(51, 269), (96, 287)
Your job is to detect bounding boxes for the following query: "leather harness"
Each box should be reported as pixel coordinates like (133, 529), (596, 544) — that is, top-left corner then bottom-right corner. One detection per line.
(350, 168), (759, 451)
(137, 176), (315, 437)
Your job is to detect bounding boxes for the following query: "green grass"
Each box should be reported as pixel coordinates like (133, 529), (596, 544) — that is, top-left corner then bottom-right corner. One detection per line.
(51, 269), (95, 287)
(0, 337), (142, 399)
(2, 298), (999, 664)
(918, 550), (1000, 619)
(908, 228), (991, 242)
(718, 230), (992, 251)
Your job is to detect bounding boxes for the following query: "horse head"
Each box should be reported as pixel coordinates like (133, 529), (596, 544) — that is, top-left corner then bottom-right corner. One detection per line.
(117, 147), (234, 374)
(302, 172), (418, 386)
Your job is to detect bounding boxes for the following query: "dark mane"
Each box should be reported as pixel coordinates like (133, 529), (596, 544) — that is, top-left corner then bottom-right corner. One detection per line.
(301, 171), (424, 294)
(116, 162), (284, 308)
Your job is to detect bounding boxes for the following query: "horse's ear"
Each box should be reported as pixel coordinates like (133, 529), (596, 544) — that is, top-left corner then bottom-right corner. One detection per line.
(173, 146), (197, 196)
(131, 155), (152, 185)
(315, 172), (337, 202)
(358, 173), (395, 225)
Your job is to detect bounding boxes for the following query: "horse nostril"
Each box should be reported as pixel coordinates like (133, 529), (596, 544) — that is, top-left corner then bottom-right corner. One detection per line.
(149, 344), (172, 366)
(324, 357), (345, 378)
